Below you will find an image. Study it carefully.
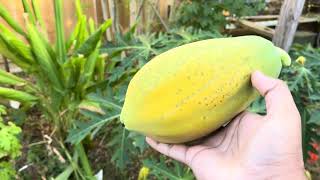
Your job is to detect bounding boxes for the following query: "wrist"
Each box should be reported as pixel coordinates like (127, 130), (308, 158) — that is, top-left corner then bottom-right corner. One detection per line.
(239, 162), (307, 180)
(240, 169), (307, 180)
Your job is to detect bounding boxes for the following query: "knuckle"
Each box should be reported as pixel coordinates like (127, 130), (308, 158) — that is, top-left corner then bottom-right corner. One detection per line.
(275, 79), (287, 88)
(275, 80), (291, 92)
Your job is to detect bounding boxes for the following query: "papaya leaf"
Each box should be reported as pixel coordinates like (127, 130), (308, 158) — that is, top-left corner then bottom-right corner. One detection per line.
(143, 157), (194, 180)
(308, 110), (320, 125)
(54, 165), (73, 180)
(66, 114), (119, 144)
(107, 127), (130, 170)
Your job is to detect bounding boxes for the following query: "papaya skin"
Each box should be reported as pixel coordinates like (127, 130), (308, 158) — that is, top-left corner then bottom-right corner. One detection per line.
(120, 35), (291, 144)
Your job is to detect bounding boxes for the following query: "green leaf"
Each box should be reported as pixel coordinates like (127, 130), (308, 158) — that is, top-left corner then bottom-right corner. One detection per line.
(95, 53), (107, 82)
(75, 143), (93, 177)
(0, 87), (37, 102)
(86, 94), (122, 110)
(74, 16), (88, 51)
(89, 18), (95, 35)
(74, 19), (112, 57)
(62, 55), (85, 89)
(66, 114), (120, 144)
(0, 23), (34, 64)
(9, 38), (35, 64)
(54, 0), (67, 64)
(66, 19), (82, 51)
(26, 22), (64, 90)
(80, 48), (99, 89)
(0, 3), (26, 36)
(0, 120), (22, 159)
(0, 32), (32, 69)
(78, 99), (105, 115)
(308, 110), (320, 125)
(144, 158), (194, 180)
(118, 128), (128, 170)
(128, 132), (147, 153)
(0, 69), (26, 86)
(31, 0), (47, 33)
(75, 0), (84, 18)
(21, 0), (36, 24)
(54, 164), (74, 180)
(107, 126), (130, 170)
(0, 162), (16, 180)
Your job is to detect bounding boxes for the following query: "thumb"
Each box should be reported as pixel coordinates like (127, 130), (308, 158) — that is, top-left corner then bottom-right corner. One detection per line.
(251, 71), (299, 119)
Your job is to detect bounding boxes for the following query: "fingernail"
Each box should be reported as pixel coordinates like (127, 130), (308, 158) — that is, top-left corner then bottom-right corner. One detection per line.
(253, 70), (268, 81)
(253, 70), (263, 77)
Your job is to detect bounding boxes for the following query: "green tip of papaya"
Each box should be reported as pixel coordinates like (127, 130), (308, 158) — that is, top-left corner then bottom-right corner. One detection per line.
(276, 47), (291, 66)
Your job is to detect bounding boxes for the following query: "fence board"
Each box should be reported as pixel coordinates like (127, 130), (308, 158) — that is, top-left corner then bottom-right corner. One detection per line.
(0, 0), (176, 42)
(272, 0), (306, 51)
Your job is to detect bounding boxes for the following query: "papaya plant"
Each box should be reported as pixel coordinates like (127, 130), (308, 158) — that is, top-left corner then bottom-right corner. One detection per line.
(0, 0), (117, 178)
(286, 44), (320, 162)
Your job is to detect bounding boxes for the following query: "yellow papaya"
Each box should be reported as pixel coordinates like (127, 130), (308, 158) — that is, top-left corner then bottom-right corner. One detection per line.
(120, 35), (291, 143)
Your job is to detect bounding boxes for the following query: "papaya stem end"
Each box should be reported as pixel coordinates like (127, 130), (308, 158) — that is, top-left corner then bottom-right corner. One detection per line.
(276, 47), (291, 66)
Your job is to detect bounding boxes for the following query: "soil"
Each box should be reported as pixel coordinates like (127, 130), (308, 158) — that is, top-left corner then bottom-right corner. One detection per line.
(14, 108), (143, 179)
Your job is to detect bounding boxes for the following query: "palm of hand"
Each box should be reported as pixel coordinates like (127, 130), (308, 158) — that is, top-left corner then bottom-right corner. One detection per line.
(183, 111), (301, 179)
(146, 72), (305, 180)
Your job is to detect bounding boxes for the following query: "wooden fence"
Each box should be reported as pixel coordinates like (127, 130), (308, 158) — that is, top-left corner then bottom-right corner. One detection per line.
(94, 0), (181, 40)
(0, 0), (180, 42)
(0, 0), (314, 68)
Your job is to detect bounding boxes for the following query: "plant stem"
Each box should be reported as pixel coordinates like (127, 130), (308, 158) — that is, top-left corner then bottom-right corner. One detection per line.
(57, 138), (85, 179)
(76, 142), (94, 177)
(302, 109), (307, 162)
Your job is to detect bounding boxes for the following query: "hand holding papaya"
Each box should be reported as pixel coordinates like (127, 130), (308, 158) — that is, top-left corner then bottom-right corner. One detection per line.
(146, 71), (306, 180)
(121, 36), (292, 144)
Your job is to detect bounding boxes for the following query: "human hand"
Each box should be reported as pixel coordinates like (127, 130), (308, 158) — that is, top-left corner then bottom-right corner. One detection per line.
(146, 71), (306, 180)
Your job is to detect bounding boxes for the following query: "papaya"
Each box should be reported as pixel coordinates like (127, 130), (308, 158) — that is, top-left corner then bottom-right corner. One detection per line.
(120, 35), (291, 143)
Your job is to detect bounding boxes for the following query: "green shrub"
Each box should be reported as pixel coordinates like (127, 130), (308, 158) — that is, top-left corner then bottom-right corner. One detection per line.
(175, 0), (265, 31)
(0, 105), (21, 180)
(0, 0), (113, 178)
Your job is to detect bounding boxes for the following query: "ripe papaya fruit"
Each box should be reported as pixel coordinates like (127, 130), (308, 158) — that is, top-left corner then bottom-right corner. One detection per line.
(120, 35), (291, 143)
